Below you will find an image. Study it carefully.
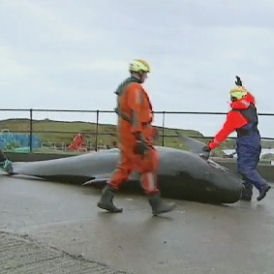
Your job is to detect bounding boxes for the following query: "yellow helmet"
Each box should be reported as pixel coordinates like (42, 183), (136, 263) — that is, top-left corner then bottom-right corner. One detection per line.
(129, 59), (151, 73)
(230, 86), (248, 100)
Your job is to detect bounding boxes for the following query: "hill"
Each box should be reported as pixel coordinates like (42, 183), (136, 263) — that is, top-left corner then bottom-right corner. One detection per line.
(2, 118), (272, 155)
(0, 118), (207, 151)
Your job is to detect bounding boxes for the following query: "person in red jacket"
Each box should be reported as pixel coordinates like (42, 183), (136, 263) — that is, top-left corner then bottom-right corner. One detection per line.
(203, 76), (271, 201)
(97, 59), (175, 215)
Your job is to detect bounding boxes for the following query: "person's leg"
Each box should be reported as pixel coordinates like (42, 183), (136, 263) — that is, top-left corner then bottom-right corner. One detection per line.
(108, 155), (132, 190)
(97, 185), (123, 213)
(141, 172), (159, 195)
(241, 178), (253, 201)
(141, 172), (175, 216)
(139, 150), (176, 216)
(237, 142), (270, 201)
(97, 151), (132, 213)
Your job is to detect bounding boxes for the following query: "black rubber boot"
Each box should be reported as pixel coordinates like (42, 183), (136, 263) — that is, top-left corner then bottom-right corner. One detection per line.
(241, 183), (253, 201)
(148, 194), (176, 216)
(257, 185), (271, 201)
(97, 185), (123, 213)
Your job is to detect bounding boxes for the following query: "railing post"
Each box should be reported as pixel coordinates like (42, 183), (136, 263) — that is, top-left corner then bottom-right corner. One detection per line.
(95, 110), (99, 151)
(29, 108), (33, 153)
(162, 111), (166, 147)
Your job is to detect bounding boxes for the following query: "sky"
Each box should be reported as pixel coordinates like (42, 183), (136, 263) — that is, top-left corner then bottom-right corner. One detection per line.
(0, 0), (274, 137)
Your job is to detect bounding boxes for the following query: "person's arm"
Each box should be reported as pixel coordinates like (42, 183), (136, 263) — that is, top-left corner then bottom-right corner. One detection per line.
(126, 84), (150, 155)
(208, 111), (248, 149)
(127, 84), (144, 135)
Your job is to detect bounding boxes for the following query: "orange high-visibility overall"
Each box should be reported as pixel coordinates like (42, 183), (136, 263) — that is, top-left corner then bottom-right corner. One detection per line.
(109, 77), (159, 195)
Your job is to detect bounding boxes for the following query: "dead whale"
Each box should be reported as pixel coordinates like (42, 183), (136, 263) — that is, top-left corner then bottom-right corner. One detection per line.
(3, 146), (243, 203)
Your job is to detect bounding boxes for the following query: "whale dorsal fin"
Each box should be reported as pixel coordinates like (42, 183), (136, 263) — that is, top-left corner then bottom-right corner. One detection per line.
(179, 134), (206, 155)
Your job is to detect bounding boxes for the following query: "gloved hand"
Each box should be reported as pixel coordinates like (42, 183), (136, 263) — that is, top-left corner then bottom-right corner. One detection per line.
(235, 75), (242, 86)
(200, 145), (211, 160)
(134, 140), (150, 156)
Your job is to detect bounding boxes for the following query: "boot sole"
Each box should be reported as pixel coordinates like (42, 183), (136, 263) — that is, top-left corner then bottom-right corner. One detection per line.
(97, 202), (123, 213)
(152, 204), (176, 216)
(257, 186), (271, 201)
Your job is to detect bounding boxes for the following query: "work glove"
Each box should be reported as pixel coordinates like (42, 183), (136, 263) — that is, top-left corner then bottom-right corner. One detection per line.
(200, 145), (211, 160)
(235, 75), (242, 86)
(134, 139), (150, 156)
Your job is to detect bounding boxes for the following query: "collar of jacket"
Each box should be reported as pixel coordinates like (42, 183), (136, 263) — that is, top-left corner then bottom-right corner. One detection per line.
(130, 75), (143, 83)
(230, 92), (255, 110)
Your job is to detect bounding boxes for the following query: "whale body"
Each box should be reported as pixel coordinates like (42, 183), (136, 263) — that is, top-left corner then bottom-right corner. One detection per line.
(5, 146), (243, 203)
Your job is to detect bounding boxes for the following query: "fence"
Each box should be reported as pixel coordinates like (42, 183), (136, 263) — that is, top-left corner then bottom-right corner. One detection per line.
(0, 108), (274, 152)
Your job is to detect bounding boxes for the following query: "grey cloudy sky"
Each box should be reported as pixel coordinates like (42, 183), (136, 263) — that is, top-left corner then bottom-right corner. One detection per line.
(1, 0), (274, 137)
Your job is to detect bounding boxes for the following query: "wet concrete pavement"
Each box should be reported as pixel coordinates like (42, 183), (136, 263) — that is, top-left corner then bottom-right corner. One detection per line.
(1, 172), (274, 274)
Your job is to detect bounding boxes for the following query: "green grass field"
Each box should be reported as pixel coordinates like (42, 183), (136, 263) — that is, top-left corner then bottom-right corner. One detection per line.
(0, 118), (249, 156)
(0, 118), (210, 150)
(1, 119), (273, 160)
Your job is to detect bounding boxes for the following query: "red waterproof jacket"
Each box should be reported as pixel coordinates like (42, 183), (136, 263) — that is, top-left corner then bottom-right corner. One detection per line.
(209, 92), (256, 149)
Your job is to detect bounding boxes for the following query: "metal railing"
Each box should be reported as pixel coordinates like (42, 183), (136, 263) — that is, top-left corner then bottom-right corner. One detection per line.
(0, 108), (274, 152)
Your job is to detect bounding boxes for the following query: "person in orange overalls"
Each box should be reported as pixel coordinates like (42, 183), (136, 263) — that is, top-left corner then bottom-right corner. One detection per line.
(97, 59), (175, 216)
(68, 133), (87, 152)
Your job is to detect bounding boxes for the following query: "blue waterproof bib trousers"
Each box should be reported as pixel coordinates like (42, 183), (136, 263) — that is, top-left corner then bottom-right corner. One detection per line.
(236, 131), (267, 192)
